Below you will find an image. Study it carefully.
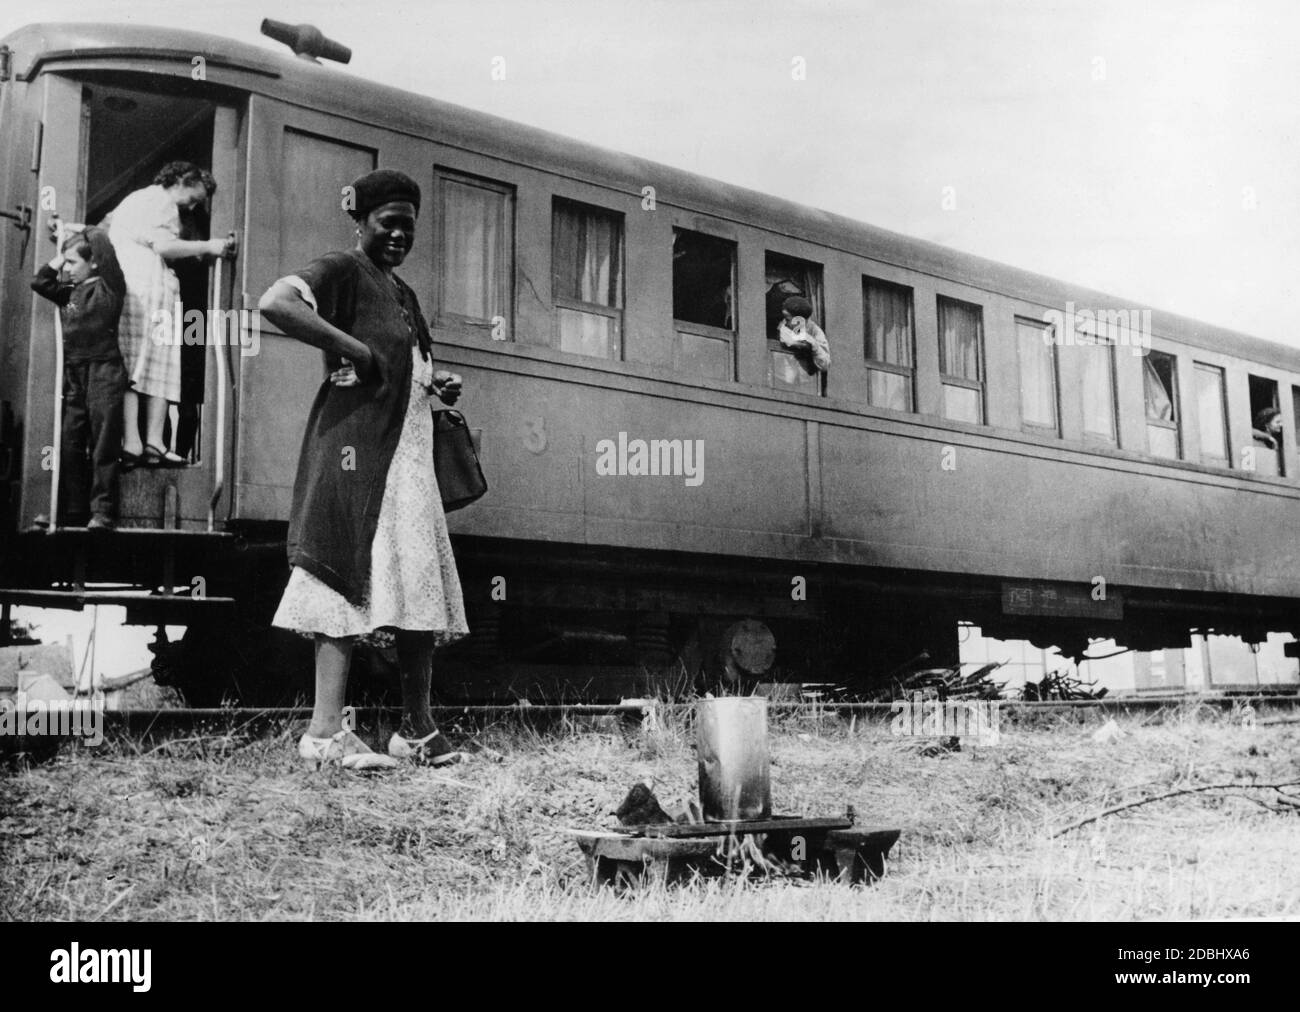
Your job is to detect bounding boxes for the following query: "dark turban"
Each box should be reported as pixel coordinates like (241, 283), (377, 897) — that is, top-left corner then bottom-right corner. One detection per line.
(782, 296), (814, 319)
(348, 169), (421, 219)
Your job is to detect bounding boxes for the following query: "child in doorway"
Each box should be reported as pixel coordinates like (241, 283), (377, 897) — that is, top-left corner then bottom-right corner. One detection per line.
(777, 295), (831, 374)
(30, 226), (128, 529)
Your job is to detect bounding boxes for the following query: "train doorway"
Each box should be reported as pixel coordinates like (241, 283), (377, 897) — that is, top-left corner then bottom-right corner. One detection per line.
(25, 72), (243, 529)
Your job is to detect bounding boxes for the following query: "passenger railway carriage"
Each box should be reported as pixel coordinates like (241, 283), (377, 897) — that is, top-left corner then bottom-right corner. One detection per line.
(1, 21), (1298, 702)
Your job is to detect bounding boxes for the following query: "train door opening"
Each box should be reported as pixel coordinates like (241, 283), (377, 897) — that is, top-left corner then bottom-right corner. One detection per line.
(34, 74), (245, 530)
(82, 81), (220, 466)
(1248, 374), (1283, 476)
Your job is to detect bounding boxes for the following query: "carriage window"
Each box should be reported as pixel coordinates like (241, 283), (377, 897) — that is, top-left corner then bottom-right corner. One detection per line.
(1194, 363), (1229, 465)
(1248, 374), (1283, 476)
(672, 229), (735, 380)
(1016, 318), (1059, 433)
(1143, 351), (1180, 459)
(765, 252), (824, 394)
(1080, 327), (1117, 443)
(938, 296), (984, 423)
(552, 199), (623, 359)
(435, 169), (514, 331)
(864, 278), (914, 411)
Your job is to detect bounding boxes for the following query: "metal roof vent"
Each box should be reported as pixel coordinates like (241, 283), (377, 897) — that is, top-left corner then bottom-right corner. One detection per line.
(260, 19), (351, 64)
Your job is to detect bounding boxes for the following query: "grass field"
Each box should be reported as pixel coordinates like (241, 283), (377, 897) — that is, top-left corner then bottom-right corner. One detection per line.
(2, 702), (1298, 921)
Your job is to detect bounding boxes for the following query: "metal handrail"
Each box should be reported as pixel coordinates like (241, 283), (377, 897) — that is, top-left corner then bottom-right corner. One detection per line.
(47, 217), (65, 532)
(207, 253), (229, 532)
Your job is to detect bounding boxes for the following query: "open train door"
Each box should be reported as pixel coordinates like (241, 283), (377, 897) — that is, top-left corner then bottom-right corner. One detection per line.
(19, 73), (245, 531)
(15, 72), (81, 528)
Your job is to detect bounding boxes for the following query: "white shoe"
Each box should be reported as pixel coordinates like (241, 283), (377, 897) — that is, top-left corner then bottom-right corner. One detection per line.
(387, 729), (468, 767)
(298, 730), (398, 771)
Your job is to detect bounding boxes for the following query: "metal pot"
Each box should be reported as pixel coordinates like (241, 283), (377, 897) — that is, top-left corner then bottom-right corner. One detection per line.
(696, 697), (771, 821)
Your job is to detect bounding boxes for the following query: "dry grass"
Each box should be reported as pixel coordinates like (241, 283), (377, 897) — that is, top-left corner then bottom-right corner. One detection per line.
(2, 703), (1299, 921)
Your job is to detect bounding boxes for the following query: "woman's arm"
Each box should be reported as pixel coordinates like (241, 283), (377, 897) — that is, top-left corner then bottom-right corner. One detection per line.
(152, 236), (233, 262)
(258, 280), (373, 374)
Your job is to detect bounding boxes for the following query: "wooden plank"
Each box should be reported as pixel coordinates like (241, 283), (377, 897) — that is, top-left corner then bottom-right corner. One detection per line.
(618, 815), (853, 839)
(578, 836), (720, 862)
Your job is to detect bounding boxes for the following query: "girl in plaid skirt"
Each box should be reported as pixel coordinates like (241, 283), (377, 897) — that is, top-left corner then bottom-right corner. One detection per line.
(103, 162), (236, 466)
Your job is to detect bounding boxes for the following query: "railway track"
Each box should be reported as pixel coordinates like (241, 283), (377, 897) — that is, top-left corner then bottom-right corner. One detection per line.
(30, 692), (1300, 742)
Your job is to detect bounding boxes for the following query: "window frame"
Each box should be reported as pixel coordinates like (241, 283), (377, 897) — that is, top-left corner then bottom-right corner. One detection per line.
(1247, 373), (1285, 477)
(1014, 316), (1061, 436)
(672, 227), (737, 381)
(551, 196), (625, 360)
(1143, 349), (1182, 460)
(1192, 361), (1230, 467)
(432, 166), (516, 336)
(863, 276), (916, 412)
(764, 250), (826, 397)
(937, 295), (986, 424)
(1078, 326), (1119, 445)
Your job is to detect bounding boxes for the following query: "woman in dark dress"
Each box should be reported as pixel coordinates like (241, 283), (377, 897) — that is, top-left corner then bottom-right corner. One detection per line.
(258, 169), (469, 770)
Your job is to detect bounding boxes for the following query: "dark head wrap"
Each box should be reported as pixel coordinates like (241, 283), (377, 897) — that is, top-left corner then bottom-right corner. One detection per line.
(65, 226), (126, 302)
(782, 295), (814, 319)
(348, 169), (421, 220)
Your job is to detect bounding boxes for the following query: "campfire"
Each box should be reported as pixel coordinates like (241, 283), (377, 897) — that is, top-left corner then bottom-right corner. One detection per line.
(577, 697), (900, 887)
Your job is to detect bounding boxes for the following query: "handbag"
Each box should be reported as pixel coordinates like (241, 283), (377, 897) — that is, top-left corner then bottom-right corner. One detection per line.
(432, 408), (487, 512)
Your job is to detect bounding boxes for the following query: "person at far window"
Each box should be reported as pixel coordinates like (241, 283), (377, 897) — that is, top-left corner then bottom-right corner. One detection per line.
(1253, 407), (1283, 451)
(777, 295), (830, 375)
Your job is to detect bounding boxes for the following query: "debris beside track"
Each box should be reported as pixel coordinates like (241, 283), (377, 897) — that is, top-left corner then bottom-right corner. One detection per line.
(1022, 670), (1108, 701)
(866, 661), (1008, 702)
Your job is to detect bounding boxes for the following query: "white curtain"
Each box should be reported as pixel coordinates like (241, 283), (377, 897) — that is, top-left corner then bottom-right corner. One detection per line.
(554, 203), (621, 307)
(442, 179), (508, 321)
(1143, 357), (1174, 421)
(939, 299), (980, 380)
(865, 282), (912, 366)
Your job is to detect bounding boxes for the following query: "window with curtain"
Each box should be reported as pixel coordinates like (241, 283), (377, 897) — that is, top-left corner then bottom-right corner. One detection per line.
(436, 170), (514, 330)
(938, 296), (984, 423)
(1080, 330), (1117, 442)
(552, 199), (623, 358)
(1194, 363), (1229, 464)
(765, 252), (825, 394)
(1016, 318), (1058, 433)
(864, 278), (914, 411)
(1144, 351), (1180, 459)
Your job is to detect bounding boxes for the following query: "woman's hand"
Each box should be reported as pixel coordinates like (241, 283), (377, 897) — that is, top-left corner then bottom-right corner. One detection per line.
(329, 361), (361, 387)
(330, 346), (376, 387)
(205, 235), (238, 260)
(432, 370), (463, 406)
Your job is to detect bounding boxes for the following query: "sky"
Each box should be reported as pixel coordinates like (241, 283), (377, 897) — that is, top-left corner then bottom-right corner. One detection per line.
(5, 0), (1299, 678)
(3, 0), (1297, 345)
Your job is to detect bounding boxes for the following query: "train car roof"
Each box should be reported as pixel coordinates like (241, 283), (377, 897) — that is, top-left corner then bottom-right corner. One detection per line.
(7, 20), (1299, 373)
